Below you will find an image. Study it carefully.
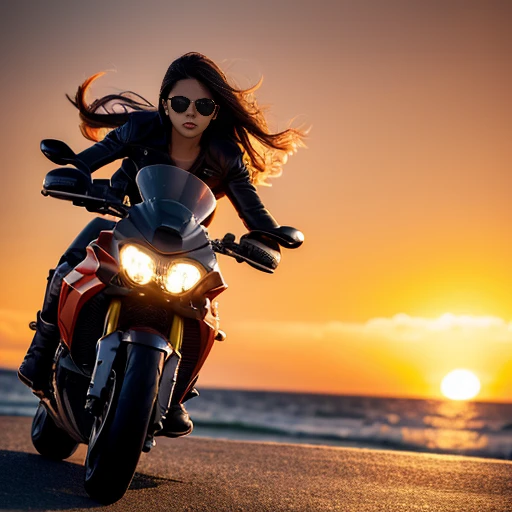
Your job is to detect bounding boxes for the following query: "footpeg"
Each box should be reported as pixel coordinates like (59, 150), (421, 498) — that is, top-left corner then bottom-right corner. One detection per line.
(215, 329), (226, 342)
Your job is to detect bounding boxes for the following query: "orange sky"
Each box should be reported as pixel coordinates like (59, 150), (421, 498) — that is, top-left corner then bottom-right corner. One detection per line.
(0, 1), (511, 401)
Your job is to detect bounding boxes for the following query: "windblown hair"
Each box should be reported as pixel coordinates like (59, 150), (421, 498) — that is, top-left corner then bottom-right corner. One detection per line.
(66, 72), (156, 142)
(67, 53), (307, 185)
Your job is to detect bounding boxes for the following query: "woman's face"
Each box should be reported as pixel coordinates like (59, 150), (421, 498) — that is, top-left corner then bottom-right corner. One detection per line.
(162, 78), (218, 140)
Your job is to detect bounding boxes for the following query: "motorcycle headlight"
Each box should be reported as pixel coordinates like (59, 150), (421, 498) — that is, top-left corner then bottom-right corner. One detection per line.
(163, 262), (202, 294)
(120, 245), (156, 285)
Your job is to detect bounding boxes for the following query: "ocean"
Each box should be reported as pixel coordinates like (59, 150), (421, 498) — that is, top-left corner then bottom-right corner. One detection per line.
(2, 368), (511, 460)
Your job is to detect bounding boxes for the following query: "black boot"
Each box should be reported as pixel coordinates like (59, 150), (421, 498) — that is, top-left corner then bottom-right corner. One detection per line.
(156, 387), (199, 438)
(157, 404), (194, 438)
(18, 310), (60, 392)
(18, 262), (71, 392)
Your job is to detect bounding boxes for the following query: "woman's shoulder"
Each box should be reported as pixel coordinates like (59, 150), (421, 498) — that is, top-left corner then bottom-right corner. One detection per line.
(123, 111), (164, 142)
(204, 137), (251, 183)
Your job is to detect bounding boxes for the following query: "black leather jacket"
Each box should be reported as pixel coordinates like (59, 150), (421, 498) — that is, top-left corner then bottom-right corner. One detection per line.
(75, 111), (279, 232)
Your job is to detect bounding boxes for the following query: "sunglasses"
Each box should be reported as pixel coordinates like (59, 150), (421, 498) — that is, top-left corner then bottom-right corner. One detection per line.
(167, 96), (217, 117)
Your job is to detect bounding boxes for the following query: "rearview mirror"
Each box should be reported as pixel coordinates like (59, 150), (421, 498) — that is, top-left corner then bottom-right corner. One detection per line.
(40, 139), (77, 165)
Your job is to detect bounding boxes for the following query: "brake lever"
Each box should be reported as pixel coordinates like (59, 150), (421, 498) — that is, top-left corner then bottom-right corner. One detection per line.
(211, 233), (237, 255)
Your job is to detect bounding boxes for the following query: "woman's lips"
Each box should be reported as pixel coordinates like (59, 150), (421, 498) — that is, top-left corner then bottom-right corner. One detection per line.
(183, 123), (197, 129)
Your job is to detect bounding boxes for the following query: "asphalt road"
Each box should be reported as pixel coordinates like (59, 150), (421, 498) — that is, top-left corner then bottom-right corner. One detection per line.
(0, 416), (511, 511)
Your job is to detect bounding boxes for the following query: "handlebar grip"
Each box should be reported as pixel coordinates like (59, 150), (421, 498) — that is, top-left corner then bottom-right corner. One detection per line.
(212, 234), (280, 273)
(239, 237), (281, 271)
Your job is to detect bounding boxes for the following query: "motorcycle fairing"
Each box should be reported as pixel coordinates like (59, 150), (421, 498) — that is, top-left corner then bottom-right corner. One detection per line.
(110, 240), (228, 323)
(136, 164), (216, 223)
(172, 318), (217, 404)
(115, 164), (217, 255)
(59, 231), (120, 347)
(117, 200), (211, 255)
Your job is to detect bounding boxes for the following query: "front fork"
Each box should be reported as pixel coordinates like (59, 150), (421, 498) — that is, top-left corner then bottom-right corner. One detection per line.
(86, 299), (184, 430)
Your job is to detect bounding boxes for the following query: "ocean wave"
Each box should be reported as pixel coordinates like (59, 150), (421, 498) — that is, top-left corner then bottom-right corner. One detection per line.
(191, 418), (512, 460)
(1, 369), (511, 460)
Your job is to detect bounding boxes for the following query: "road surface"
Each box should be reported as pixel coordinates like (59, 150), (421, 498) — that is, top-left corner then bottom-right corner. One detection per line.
(0, 416), (510, 511)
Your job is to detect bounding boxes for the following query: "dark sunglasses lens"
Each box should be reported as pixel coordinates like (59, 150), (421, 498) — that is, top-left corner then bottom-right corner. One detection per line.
(195, 99), (216, 116)
(170, 96), (190, 113)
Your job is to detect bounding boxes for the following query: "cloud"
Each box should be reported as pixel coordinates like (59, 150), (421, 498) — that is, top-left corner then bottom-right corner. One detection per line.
(361, 313), (512, 343)
(364, 313), (512, 331)
(229, 313), (512, 344)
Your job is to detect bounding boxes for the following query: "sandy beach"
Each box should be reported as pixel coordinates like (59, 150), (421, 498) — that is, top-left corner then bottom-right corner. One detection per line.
(0, 416), (510, 511)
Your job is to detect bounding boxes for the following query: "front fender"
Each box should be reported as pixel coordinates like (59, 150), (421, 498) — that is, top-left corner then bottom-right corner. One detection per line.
(86, 329), (177, 416)
(121, 329), (173, 357)
(123, 330), (180, 422)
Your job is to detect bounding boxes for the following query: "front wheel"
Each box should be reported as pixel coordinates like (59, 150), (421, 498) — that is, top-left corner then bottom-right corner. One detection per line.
(84, 342), (164, 505)
(31, 403), (79, 460)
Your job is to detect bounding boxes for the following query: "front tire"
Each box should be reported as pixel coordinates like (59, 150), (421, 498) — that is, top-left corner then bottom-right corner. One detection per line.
(84, 342), (164, 505)
(31, 403), (79, 460)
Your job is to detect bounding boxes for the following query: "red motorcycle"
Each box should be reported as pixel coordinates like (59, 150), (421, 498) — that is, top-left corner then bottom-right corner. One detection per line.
(30, 140), (303, 504)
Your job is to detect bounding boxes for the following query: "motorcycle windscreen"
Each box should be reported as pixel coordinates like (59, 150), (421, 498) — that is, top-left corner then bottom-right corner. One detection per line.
(136, 165), (216, 224)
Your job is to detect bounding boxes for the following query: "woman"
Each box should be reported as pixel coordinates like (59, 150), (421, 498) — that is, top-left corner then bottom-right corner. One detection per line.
(18, 52), (306, 437)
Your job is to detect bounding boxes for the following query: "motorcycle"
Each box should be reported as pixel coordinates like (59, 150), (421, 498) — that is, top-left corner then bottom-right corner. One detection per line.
(29, 139), (303, 504)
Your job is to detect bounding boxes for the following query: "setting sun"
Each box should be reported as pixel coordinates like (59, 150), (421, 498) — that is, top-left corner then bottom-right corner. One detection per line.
(441, 369), (481, 401)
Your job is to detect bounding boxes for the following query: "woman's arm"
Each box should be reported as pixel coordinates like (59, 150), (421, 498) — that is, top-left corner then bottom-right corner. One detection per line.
(220, 141), (304, 249)
(225, 158), (280, 231)
(214, 140), (279, 231)
(75, 116), (134, 173)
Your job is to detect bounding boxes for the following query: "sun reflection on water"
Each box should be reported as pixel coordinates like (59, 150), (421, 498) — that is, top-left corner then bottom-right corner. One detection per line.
(401, 400), (489, 453)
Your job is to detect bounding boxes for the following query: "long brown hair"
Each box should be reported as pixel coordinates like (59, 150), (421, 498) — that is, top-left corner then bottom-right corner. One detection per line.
(67, 53), (307, 185)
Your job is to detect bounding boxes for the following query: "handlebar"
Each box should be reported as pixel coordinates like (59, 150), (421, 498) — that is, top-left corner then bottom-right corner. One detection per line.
(42, 175), (130, 218)
(43, 169), (279, 273)
(211, 233), (279, 274)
